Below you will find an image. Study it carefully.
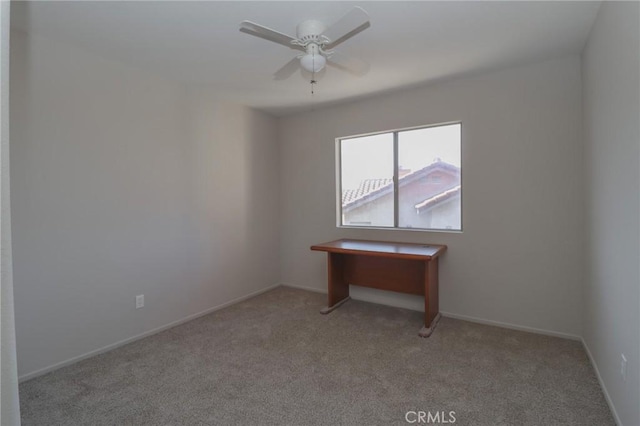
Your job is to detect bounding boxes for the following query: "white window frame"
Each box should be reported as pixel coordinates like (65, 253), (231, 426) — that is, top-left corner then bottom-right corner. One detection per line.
(335, 121), (463, 233)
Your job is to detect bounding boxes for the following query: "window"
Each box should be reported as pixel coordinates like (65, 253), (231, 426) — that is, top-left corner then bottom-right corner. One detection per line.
(338, 122), (461, 231)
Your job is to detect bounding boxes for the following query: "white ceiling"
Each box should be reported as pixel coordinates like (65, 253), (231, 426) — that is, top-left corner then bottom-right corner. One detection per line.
(11, 1), (601, 116)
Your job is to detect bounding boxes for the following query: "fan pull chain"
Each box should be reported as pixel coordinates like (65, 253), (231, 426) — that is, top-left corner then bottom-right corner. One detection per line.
(311, 52), (316, 95)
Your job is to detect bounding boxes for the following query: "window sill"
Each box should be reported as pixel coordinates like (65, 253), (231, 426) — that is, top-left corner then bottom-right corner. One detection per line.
(337, 225), (463, 234)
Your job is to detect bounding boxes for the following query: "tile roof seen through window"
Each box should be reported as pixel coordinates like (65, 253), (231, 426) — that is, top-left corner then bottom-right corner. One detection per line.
(342, 160), (460, 210)
(414, 185), (461, 212)
(342, 178), (393, 205)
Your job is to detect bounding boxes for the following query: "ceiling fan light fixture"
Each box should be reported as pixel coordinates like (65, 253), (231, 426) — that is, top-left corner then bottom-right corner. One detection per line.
(300, 52), (326, 73)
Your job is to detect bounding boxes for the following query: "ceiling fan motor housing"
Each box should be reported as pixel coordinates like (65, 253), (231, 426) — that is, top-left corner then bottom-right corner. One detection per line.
(296, 20), (327, 44)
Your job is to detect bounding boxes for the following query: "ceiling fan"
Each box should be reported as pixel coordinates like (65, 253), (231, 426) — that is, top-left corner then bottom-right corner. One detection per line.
(239, 7), (371, 80)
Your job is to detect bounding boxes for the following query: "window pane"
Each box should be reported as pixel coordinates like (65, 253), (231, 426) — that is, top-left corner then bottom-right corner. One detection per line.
(341, 133), (394, 227)
(398, 124), (461, 230)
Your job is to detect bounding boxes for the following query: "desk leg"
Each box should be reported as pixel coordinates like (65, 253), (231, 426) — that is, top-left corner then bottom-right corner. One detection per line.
(320, 253), (351, 314)
(419, 258), (441, 337)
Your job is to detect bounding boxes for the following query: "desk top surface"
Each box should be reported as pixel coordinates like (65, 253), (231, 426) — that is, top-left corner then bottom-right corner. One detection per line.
(310, 239), (446, 260)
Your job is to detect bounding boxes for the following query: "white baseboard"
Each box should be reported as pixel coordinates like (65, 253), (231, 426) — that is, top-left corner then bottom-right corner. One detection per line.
(581, 338), (622, 426)
(283, 283), (581, 341)
(281, 283), (327, 294)
(440, 311), (582, 341)
(18, 283), (281, 382)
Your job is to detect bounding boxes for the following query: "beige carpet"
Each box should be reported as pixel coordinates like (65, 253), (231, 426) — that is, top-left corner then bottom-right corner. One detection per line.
(19, 286), (613, 425)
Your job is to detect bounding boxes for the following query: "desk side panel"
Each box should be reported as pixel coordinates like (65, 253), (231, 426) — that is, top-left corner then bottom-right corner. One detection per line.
(425, 258), (439, 326)
(328, 253), (350, 307)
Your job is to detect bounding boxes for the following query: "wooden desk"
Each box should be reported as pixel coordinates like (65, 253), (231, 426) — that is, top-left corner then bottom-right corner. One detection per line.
(310, 239), (447, 337)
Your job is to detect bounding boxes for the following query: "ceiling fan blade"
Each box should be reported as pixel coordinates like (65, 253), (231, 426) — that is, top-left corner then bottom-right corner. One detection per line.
(274, 57), (301, 80)
(321, 7), (370, 49)
(239, 21), (304, 51)
(327, 51), (370, 76)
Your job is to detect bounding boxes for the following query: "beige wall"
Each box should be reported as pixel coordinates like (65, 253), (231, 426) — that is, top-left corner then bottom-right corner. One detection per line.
(10, 31), (280, 379)
(279, 56), (584, 337)
(582, 2), (640, 425)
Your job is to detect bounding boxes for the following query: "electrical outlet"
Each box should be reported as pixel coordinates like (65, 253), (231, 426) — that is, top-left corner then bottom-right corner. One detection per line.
(621, 354), (627, 381)
(136, 294), (144, 309)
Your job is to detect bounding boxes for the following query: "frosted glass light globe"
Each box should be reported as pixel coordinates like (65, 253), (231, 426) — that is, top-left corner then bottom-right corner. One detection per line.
(300, 53), (326, 73)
